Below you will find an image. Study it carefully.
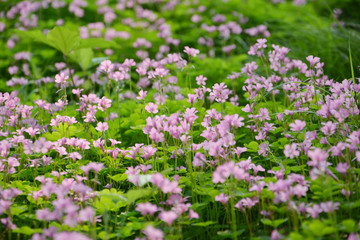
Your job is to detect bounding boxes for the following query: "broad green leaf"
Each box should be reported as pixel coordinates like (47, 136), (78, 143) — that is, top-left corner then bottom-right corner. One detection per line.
(76, 38), (119, 49)
(109, 174), (127, 182)
(13, 226), (42, 235)
(44, 131), (62, 141)
(192, 221), (217, 227)
(98, 231), (117, 240)
(244, 141), (258, 152)
(288, 232), (303, 240)
(289, 166), (304, 172)
(14, 29), (50, 46)
(46, 122), (83, 140)
(303, 219), (334, 237)
(260, 219), (273, 227)
(91, 57), (109, 66)
(261, 218), (287, 228)
(46, 27), (80, 55)
(126, 189), (152, 204)
(178, 168), (187, 174)
(10, 205), (27, 215)
(161, 168), (174, 175)
(138, 175), (152, 187)
(93, 196), (120, 213)
(217, 229), (245, 238)
(97, 192), (127, 203)
(69, 48), (94, 70)
(341, 219), (357, 233)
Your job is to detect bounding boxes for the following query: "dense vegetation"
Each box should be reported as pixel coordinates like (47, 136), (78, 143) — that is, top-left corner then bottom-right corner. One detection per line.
(0, 0), (360, 239)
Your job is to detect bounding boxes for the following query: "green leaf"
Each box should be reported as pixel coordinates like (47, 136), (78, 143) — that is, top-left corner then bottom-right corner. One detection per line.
(13, 226), (42, 235)
(97, 192), (127, 203)
(126, 189), (152, 204)
(93, 196), (121, 213)
(91, 57), (109, 66)
(10, 205), (27, 215)
(244, 141), (258, 152)
(261, 219), (273, 227)
(161, 168), (174, 175)
(192, 221), (217, 227)
(289, 165), (304, 172)
(341, 219), (357, 233)
(109, 174), (127, 182)
(46, 122), (83, 140)
(137, 175), (152, 187)
(46, 27), (80, 55)
(261, 218), (287, 228)
(14, 29), (49, 45)
(288, 232), (303, 240)
(273, 218), (288, 228)
(98, 231), (117, 240)
(69, 48), (94, 70)
(217, 229), (245, 238)
(302, 219), (334, 237)
(178, 168), (187, 174)
(44, 131), (62, 141)
(76, 38), (119, 49)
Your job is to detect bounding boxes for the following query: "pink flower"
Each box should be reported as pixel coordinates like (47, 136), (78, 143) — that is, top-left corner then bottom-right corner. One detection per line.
(145, 103), (158, 114)
(136, 202), (158, 216)
(149, 128), (164, 143)
(306, 204), (322, 218)
(348, 233), (360, 240)
(321, 121), (337, 136)
(183, 46), (200, 57)
(109, 139), (121, 147)
(54, 232), (90, 240)
(136, 90), (147, 100)
(98, 97), (112, 111)
(283, 143), (299, 159)
(25, 127), (40, 138)
(8, 66), (18, 75)
(248, 39), (267, 56)
(187, 94), (197, 105)
(195, 75), (207, 86)
(258, 108), (271, 121)
(95, 122), (109, 132)
(143, 226), (164, 240)
(72, 88), (83, 97)
(150, 173), (181, 194)
(55, 72), (69, 85)
(234, 197), (258, 211)
(289, 120), (306, 132)
(258, 142), (269, 157)
(153, 67), (169, 78)
(158, 210), (178, 225)
(307, 148), (328, 166)
(210, 82), (231, 103)
(99, 60), (114, 73)
(271, 230), (284, 240)
(306, 55), (320, 67)
(335, 162), (349, 175)
(68, 152), (82, 161)
(80, 162), (105, 175)
(0, 218), (16, 230)
(141, 145), (157, 160)
(233, 147), (247, 158)
(188, 209), (199, 219)
(356, 151), (360, 163)
(79, 206), (95, 223)
(320, 201), (339, 213)
(215, 193), (229, 204)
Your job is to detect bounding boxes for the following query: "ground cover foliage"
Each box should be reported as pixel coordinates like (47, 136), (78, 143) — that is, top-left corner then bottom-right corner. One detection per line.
(0, 0), (360, 239)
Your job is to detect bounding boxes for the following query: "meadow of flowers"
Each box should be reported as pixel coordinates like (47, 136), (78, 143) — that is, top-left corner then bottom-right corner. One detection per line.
(0, 0), (360, 239)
